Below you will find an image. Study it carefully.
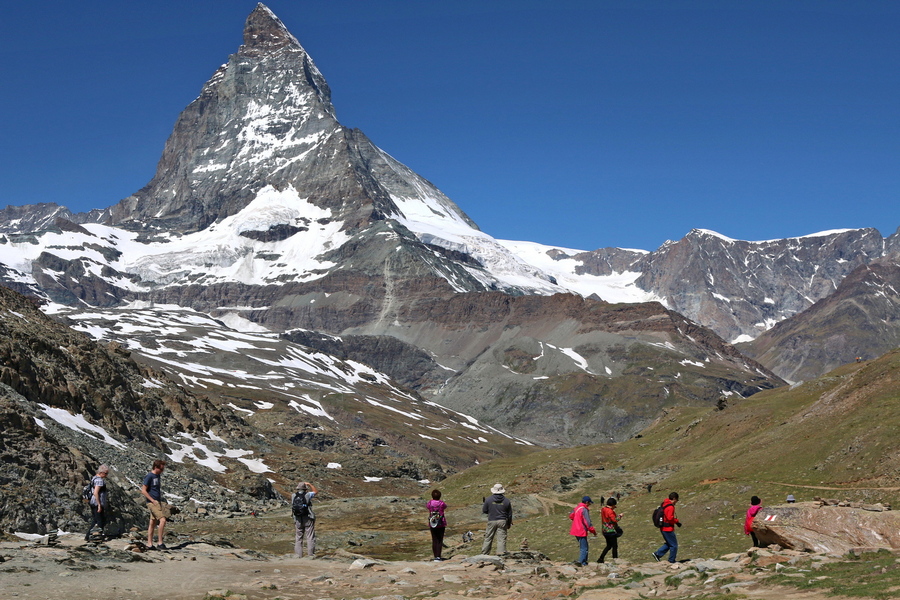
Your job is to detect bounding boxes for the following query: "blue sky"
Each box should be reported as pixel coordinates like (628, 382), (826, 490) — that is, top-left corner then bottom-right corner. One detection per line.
(2, 1), (898, 251)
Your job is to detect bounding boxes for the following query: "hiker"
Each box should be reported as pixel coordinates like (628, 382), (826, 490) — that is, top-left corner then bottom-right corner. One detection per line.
(292, 481), (317, 558)
(85, 464), (110, 541)
(481, 483), (512, 555)
(745, 496), (762, 547)
(427, 489), (447, 561)
(786, 494), (796, 503)
(140, 460), (170, 549)
(568, 496), (596, 566)
(652, 492), (681, 563)
(597, 497), (622, 562)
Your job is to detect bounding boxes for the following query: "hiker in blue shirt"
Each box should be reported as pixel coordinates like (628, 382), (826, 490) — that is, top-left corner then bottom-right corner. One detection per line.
(140, 460), (171, 549)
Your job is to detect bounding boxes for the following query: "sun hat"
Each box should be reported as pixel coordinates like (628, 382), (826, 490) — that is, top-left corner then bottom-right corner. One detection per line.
(490, 483), (506, 494)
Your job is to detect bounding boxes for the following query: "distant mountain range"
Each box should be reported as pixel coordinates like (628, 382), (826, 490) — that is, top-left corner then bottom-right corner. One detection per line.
(0, 3), (896, 472)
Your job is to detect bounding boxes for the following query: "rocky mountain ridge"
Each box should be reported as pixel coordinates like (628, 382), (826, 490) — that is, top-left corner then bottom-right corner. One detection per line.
(0, 3), (784, 448)
(527, 227), (900, 344)
(0, 283), (535, 535)
(740, 259), (900, 381)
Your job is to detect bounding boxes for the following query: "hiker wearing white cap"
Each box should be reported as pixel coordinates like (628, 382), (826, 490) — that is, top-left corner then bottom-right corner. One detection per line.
(481, 483), (512, 554)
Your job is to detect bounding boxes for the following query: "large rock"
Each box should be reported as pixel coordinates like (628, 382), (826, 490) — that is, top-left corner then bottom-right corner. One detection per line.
(752, 502), (900, 555)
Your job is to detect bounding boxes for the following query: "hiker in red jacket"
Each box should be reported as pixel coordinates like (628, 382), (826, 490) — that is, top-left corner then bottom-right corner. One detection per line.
(652, 492), (681, 563)
(568, 496), (596, 566)
(597, 497), (622, 562)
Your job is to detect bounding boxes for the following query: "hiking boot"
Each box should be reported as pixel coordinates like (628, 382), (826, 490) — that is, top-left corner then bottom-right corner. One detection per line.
(652, 552), (661, 562)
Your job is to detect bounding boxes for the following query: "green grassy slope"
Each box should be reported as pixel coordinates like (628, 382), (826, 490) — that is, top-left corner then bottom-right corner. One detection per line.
(432, 349), (900, 562)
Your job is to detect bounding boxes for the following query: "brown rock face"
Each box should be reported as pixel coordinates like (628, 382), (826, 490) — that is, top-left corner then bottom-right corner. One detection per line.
(0, 285), (254, 534)
(753, 503), (900, 555)
(741, 260), (900, 382)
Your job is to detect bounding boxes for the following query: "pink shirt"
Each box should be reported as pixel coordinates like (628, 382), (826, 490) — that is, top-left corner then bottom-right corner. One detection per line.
(745, 504), (762, 535)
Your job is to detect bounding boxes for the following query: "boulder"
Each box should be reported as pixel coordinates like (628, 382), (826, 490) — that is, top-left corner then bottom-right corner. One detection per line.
(753, 502), (900, 555)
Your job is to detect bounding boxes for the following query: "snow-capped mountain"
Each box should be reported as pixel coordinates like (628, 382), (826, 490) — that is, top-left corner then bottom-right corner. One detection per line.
(0, 4), (784, 446)
(536, 227), (900, 344)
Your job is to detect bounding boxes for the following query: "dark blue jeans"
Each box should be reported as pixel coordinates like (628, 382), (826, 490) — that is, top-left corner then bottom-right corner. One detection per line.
(655, 530), (678, 563)
(576, 536), (589, 565)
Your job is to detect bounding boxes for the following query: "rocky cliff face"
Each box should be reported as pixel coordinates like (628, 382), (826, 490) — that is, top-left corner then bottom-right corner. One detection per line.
(570, 228), (891, 344)
(408, 292), (780, 445)
(0, 285), (263, 534)
(739, 259), (900, 382)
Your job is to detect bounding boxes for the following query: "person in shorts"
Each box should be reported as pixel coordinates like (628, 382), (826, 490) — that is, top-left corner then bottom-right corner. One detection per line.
(140, 460), (170, 549)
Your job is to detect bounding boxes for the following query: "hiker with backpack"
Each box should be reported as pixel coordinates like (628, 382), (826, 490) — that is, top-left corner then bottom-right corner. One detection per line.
(292, 481), (317, 558)
(481, 483), (513, 555)
(651, 492), (681, 563)
(84, 464), (110, 542)
(426, 489), (447, 561)
(568, 496), (596, 566)
(597, 497), (622, 563)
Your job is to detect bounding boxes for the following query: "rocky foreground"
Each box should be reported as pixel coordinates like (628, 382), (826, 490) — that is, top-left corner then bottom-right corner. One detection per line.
(0, 532), (881, 600)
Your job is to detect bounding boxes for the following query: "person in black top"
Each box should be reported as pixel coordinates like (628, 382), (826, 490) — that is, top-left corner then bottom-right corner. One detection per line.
(481, 483), (512, 554)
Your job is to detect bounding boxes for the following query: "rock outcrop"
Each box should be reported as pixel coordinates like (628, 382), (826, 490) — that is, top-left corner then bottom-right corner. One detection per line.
(0, 285), (271, 534)
(752, 502), (900, 555)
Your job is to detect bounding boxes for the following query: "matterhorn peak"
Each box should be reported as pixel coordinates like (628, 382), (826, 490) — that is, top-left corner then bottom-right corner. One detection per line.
(241, 3), (302, 56)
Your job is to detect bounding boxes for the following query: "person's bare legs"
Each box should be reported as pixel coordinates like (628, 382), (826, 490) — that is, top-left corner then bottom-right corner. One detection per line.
(156, 517), (167, 546)
(147, 517), (158, 547)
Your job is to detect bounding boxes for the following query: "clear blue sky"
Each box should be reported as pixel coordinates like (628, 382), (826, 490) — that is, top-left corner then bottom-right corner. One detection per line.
(2, 1), (898, 251)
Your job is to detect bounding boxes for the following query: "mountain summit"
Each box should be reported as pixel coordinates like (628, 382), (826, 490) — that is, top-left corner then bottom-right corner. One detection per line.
(0, 5), (783, 445)
(107, 3), (338, 233)
(242, 3), (306, 56)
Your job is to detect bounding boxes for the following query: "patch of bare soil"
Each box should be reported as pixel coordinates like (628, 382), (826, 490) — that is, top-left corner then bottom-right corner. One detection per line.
(0, 531), (874, 600)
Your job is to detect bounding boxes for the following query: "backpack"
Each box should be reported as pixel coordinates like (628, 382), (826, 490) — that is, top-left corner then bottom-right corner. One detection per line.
(81, 481), (94, 503)
(292, 492), (310, 519)
(429, 510), (443, 528)
(651, 504), (666, 528)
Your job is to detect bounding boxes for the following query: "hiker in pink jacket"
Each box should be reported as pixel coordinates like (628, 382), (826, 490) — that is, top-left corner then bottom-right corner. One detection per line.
(569, 496), (596, 566)
(745, 496), (762, 547)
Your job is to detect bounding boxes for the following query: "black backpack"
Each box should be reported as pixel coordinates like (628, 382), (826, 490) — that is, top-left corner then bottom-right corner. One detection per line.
(651, 504), (666, 528)
(292, 492), (310, 519)
(81, 481), (94, 503)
